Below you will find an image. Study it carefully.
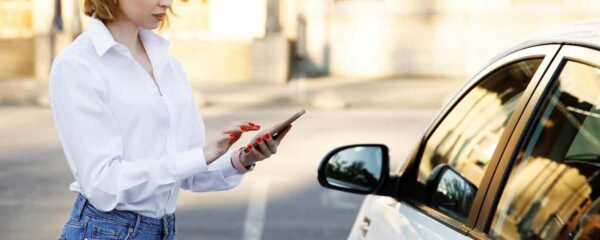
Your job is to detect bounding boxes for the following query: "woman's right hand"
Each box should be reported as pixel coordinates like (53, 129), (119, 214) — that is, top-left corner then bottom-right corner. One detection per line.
(203, 120), (261, 164)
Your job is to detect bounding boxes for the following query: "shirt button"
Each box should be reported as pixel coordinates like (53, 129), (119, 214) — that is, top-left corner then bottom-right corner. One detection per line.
(129, 228), (134, 233)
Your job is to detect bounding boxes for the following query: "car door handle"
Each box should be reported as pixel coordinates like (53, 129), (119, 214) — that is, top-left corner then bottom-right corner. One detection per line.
(359, 217), (371, 238)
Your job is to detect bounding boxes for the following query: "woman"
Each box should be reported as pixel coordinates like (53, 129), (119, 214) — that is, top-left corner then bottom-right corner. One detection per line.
(49, 0), (293, 239)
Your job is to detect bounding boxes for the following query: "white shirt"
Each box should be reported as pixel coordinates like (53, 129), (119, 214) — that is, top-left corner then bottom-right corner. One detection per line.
(48, 17), (245, 218)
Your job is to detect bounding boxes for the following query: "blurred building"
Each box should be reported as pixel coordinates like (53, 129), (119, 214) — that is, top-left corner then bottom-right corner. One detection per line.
(1, 0), (600, 104)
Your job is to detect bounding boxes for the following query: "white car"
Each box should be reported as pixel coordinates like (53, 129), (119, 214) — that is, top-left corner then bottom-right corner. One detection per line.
(317, 19), (600, 240)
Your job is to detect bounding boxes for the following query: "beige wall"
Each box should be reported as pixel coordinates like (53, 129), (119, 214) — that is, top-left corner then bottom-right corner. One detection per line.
(432, 0), (600, 78)
(163, 0), (266, 83)
(5, 0), (265, 83)
(328, 0), (434, 78)
(318, 0), (600, 79)
(170, 39), (253, 83)
(4, 0), (600, 81)
(0, 0), (34, 79)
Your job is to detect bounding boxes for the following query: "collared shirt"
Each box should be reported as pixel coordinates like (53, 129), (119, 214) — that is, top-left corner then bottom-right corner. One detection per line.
(48, 17), (245, 218)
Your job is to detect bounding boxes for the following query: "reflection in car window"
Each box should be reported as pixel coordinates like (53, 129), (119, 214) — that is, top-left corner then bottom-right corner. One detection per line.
(490, 61), (600, 240)
(414, 59), (543, 223)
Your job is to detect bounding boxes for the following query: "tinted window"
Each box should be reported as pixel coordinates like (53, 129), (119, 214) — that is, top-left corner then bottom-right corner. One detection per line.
(414, 59), (543, 223)
(490, 61), (600, 240)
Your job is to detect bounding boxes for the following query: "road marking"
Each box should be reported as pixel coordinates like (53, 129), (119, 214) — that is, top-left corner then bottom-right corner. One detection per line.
(320, 190), (359, 209)
(243, 178), (270, 240)
(0, 199), (20, 206)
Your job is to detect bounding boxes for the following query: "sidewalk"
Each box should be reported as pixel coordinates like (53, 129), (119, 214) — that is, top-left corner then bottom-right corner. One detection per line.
(192, 77), (465, 110)
(0, 77), (465, 109)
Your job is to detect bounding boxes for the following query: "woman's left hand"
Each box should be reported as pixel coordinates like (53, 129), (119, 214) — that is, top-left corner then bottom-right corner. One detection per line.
(240, 124), (293, 166)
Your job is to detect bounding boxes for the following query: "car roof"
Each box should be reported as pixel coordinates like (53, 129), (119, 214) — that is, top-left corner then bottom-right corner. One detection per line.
(487, 18), (600, 65)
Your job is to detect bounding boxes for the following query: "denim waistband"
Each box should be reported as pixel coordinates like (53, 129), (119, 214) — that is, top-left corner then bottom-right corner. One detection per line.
(72, 193), (175, 235)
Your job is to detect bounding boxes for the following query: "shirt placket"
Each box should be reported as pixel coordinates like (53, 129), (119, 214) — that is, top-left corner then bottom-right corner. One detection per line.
(122, 46), (176, 217)
(154, 65), (177, 218)
(162, 98), (176, 216)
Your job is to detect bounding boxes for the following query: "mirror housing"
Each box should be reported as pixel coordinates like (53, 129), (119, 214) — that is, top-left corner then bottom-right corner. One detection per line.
(318, 144), (391, 195)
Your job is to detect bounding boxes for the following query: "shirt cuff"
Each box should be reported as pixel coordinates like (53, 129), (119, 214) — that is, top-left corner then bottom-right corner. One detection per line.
(208, 148), (243, 177)
(231, 147), (254, 173)
(174, 146), (208, 179)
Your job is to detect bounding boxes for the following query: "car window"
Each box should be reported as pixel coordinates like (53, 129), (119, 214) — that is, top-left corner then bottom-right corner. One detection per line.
(489, 61), (600, 240)
(413, 59), (543, 223)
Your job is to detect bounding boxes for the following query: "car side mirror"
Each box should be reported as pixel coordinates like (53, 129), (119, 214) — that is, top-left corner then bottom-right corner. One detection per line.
(318, 144), (389, 194)
(426, 164), (477, 221)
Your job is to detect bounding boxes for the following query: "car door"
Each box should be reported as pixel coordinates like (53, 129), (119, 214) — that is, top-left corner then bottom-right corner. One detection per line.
(348, 45), (561, 240)
(469, 45), (600, 239)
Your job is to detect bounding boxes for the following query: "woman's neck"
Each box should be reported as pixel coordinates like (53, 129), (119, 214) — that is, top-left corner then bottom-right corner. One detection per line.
(105, 17), (143, 55)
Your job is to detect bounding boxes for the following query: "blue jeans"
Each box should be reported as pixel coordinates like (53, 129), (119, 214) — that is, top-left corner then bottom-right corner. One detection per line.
(58, 193), (176, 240)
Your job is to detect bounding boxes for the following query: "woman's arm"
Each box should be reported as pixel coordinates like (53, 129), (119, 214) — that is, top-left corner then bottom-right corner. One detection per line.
(180, 90), (246, 192)
(49, 56), (208, 211)
(180, 148), (245, 192)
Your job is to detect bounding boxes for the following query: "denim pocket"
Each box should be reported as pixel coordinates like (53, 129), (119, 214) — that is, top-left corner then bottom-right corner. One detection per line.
(87, 218), (127, 240)
(92, 226), (122, 239)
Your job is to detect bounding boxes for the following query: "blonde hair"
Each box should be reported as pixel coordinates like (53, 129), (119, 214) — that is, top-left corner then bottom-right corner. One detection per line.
(82, 0), (178, 31)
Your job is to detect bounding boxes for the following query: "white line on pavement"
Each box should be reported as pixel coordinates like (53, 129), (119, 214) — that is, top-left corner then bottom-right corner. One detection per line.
(319, 190), (358, 209)
(242, 178), (270, 240)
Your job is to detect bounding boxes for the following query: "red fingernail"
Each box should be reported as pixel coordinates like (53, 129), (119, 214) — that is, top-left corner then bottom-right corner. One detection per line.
(249, 122), (255, 127)
(229, 133), (235, 138)
(241, 126), (247, 131)
(257, 137), (262, 143)
(264, 134), (270, 139)
(247, 144), (253, 150)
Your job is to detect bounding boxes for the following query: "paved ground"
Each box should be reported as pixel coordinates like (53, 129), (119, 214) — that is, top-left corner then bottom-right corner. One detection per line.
(192, 77), (462, 110)
(0, 77), (464, 239)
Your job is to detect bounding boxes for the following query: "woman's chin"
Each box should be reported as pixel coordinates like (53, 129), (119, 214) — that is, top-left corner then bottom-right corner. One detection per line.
(142, 23), (159, 30)
(140, 21), (160, 30)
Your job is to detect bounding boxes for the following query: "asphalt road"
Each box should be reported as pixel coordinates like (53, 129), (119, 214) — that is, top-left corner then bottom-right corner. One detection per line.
(0, 104), (438, 239)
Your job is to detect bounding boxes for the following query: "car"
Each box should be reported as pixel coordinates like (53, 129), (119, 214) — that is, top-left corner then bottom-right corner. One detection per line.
(317, 19), (600, 240)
